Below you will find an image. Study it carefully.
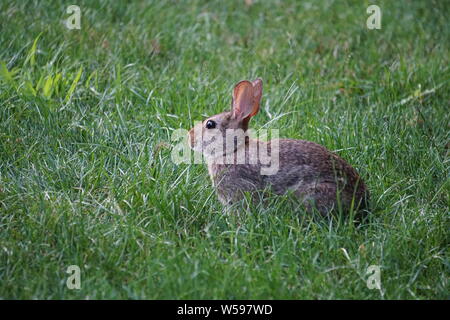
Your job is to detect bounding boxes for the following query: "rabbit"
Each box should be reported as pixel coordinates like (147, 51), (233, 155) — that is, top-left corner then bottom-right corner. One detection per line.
(188, 78), (369, 216)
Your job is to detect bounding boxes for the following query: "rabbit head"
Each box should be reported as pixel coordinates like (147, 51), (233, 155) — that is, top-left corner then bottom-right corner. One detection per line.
(188, 79), (263, 160)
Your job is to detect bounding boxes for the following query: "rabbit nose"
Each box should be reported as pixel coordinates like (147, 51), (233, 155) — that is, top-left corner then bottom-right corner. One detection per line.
(188, 128), (194, 147)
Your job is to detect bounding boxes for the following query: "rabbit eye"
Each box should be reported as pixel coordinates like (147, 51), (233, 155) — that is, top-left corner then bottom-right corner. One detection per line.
(205, 120), (216, 129)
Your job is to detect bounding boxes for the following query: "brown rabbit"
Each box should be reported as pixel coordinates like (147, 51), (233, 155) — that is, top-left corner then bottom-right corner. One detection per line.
(188, 79), (369, 216)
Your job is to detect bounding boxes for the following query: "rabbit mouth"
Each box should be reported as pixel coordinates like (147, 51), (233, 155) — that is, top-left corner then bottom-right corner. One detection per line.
(187, 129), (207, 152)
(188, 129), (195, 149)
(188, 128), (221, 152)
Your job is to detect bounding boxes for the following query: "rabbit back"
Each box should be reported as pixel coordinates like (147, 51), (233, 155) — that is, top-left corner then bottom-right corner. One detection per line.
(208, 138), (369, 215)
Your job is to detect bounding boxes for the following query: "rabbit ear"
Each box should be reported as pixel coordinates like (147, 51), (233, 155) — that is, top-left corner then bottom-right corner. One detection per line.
(250, 78), (263, 117)
(232, 80), (254, 120)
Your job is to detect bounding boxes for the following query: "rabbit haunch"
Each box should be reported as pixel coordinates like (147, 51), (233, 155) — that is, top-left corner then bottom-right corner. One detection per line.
(188, 79), (369, 215)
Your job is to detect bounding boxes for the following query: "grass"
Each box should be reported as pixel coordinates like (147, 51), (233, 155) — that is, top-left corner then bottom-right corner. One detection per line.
(0, 0), (449, 299)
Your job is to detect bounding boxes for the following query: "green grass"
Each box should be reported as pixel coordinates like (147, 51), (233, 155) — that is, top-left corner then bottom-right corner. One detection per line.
(0, 0), (449, 299)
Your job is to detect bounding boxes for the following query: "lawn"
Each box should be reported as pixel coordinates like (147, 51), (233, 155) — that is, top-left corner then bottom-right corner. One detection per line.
(0, 0), (448, 299)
